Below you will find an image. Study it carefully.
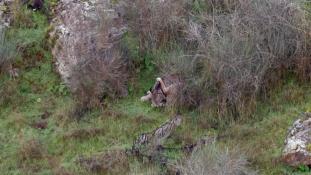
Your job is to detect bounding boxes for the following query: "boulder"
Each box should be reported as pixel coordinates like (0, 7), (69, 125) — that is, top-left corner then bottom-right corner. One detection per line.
(282, 113), (311, 167)
(0, 0), (13, 29)
(50, 0), (127, 88)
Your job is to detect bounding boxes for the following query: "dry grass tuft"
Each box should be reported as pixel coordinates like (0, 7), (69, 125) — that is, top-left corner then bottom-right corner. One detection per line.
(0, 28), (19, 74)
(7, 112), (27, 130)
(77, 149), (129, 174)
(63, 128), (105, 140)
(52, 167), (75, 175)
(133, 114), (158, 125)
(19, 139), (45, 161)
(176, 143), (257, 175)
(102, 108), (126, 119)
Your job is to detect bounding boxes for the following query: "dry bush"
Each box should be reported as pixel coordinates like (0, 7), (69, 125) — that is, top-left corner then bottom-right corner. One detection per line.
(62, 7), (128, 116)
(70, 50), (128, 116)
(157, 53), (205, 109)
(162, 0), (311, 119)
(77, 150), (129, 174)
(176, 144), (257, 175)
(123, 0), (187, 53)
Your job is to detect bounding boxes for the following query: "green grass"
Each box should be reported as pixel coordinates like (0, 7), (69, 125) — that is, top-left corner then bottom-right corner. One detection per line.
(2, 2), (311, 175)
(219, 81), (311, 175)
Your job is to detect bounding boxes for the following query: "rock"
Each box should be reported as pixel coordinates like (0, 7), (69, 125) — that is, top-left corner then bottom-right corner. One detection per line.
(282, 113), (311, 167)
(50, 0), (127, 87)
(0, 0), (13, 29)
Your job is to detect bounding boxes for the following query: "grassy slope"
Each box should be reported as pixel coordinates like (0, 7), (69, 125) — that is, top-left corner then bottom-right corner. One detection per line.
(1, 5), (311, 175)
(220, 81), (311, 175)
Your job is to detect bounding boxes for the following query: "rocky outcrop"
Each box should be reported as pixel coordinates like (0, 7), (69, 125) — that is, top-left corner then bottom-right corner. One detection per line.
(282, 113), (311, 167)
(51, 0), (127, 86)
(0, 0), (13, 29)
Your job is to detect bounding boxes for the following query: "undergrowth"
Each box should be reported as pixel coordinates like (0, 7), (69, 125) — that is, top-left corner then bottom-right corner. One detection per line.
(1, 1), (311, 175)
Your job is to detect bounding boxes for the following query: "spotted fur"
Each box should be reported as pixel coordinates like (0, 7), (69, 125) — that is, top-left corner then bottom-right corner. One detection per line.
(131, 115), (182, 154)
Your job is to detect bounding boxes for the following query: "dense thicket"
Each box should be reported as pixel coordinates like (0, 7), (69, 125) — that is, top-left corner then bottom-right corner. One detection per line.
(125, 0), (311, 120)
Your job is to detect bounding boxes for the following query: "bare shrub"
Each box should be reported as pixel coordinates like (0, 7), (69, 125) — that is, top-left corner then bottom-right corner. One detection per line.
(176, 144), (257, 175)
(70, 50), (128, 114)
(59, 5), (128, 115)
(163, 0), (311, 119)
(157, 52), (205, 109)
(123, 0), (187, 53)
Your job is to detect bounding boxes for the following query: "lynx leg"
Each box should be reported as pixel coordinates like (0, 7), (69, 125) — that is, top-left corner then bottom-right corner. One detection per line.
(141, 91), (152, 102)
(156, 77), (173, 95)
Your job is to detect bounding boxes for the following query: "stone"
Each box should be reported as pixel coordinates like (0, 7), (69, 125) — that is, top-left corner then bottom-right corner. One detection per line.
(282, 113), (311, 167)
(0, 0), (13, 29)
(50, 0), (127, 87)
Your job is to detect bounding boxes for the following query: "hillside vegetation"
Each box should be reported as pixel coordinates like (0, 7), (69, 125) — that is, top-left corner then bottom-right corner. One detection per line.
(1, 0), (311, 174)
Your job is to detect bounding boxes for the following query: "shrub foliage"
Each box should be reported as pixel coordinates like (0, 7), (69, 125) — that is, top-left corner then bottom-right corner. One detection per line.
(177, 144), (257, 175)
(151, 0), (311, 119)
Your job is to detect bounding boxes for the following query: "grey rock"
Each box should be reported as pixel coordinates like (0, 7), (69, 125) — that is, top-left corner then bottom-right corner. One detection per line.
(50, 0), (127, 86)
(282, 113), (311, 167)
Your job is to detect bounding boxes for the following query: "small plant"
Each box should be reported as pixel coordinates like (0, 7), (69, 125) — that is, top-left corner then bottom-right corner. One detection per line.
(297, 165), (311, 172)
(48, 83), (69, 96)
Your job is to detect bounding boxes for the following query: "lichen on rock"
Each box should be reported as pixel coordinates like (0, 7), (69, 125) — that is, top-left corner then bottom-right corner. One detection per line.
(50, 0), (128, 97)
(0, 0), (13, 29)
(282, 113), (311, 167)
